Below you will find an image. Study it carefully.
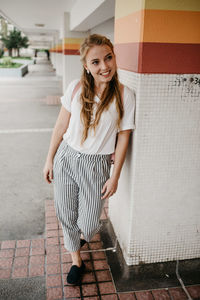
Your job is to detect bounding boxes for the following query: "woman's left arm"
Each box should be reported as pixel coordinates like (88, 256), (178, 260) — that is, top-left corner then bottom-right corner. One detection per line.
(101, 129), (132, 199)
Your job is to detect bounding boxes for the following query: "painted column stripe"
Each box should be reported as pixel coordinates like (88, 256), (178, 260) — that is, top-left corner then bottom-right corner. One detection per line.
(63, 44), (81, 50)
(115, 10), (200, 44)
(114, 42), (200, 73)
(115, 0), (200, 20)
(114, 10), (144, 44)
(63, 49), (80, 55)
(63, 38), (83, 55)
(64, 38), (84, 44)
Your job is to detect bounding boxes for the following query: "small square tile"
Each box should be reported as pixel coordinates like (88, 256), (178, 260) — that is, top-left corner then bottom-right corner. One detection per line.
(118, 293), (136, 300)
(61, 253), (72, 263)
(95, 270), (112, 282)
(98, 281), (116, 294)
(46, 206), (56, 212)
(64, 285), (81, 298)
(82, 283), (98, 296)
(45, 211), (56, 217)
(47, 253), (60, 264)
(45, 217), (58, 224)
(85, 261), (93, 271)
(46, 275), (62, 287)
(152, 289), (171, 300)
(90, 233), (101, 242)
(17, 240), (31, 248)
(14, 256), (29, 267)
(186, 285), (200, 298)
(29, 265), (44, 277)
(101, 295), (118, 300)
(12, 267), (28, 278)
(46, 245), (60, 254)
(46, 223), (58, 231)
(168, 287), (188, 300)
(61, 263), (71, 274)
(46, 264), (61, 275)
(30, 255), (45, 265)
(15, 248), (30, 257)
(58, 230), (63, 237)
(82, 271), (96, 283)
(1, 240), (16, 249)
(92, 251), (106, 260)
(46, 237), (59, 246)
(0, 249), (14, 258)
(93, 260), (109, 270)
(0, 269), (11, 279)
(31, 247), (45, 256)
(47, 287), (62, 300)
(80, 252), (90, 261)
(89, 242), (103, 250)
(135, 291), (154, 300)
(31, 239), (44, 248)
(46, 230), (59, 238)
(45, 200), (54, 206)
(0, 258), (13, 269)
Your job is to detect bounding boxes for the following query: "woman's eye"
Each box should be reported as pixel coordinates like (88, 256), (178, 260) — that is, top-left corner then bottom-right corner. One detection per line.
(106, 55), (112, 60)
(92, 61), (99, 65)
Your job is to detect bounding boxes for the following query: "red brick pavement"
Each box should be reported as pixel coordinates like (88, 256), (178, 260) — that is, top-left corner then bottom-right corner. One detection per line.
(0, 199), (199, 300)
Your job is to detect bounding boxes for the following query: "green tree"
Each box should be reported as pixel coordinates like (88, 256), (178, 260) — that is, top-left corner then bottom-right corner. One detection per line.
(1, 28), (29, 57)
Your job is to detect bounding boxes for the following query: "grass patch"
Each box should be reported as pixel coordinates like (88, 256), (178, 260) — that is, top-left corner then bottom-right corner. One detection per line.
(0, 62), (23, 68)
(11, 56), (32, 60)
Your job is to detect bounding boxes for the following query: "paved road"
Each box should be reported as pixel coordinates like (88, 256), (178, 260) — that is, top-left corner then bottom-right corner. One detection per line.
(0, 57), (62, 240)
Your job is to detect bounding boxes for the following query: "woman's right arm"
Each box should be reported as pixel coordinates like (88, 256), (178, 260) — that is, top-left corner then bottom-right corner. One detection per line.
(43, 106), (71, 184)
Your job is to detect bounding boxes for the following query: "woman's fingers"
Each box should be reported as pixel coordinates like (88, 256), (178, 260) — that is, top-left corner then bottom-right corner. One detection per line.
(49, 169), (53, 181)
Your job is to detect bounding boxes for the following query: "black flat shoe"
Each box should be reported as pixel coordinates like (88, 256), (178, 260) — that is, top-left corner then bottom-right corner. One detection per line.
(80, 239), (87, 247)
(67, 261), (85, 285)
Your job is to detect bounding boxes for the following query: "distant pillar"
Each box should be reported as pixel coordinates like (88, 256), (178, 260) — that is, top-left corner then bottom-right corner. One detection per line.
(110, 0), (200, 265)
(62, 12), (87, 93)
(55, 39), (63, 76)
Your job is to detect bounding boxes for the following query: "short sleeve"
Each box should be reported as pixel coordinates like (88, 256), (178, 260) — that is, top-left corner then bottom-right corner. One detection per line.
(60, 79), (80, 112)
(118, 86), (136, 132)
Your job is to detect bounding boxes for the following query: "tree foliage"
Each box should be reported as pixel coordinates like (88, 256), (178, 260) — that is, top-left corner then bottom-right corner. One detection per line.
(1, 28), (29, 56)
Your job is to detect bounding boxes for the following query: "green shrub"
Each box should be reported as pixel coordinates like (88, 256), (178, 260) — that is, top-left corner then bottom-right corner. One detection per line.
(2, 56), (13, 66)
(0, 49), (4, 58)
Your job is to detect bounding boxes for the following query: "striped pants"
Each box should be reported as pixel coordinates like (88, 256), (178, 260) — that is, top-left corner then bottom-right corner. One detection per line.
(53, 140), (111, 252)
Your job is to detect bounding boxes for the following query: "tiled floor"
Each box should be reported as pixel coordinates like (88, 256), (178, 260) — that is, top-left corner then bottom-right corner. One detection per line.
(0, 199), (200, 300)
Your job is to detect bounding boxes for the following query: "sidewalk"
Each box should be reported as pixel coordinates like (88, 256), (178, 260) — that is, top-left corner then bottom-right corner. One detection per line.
(1, 200), (200, 299)
(0, 56), (200, 300)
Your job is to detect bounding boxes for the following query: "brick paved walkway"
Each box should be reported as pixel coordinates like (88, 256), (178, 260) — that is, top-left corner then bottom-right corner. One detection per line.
(0, 199), (200, 300)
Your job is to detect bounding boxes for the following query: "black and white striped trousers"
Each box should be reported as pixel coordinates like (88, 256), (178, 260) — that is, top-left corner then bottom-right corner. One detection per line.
(53, 140), (111, 252)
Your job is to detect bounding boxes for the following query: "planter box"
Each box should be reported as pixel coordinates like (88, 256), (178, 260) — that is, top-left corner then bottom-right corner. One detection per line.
(0, 64), (28, 77)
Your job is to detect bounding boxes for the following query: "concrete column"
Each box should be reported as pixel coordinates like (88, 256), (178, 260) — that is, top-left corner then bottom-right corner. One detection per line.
(56, 39), (63, 76)
(110, 0), (200, 265)
(62, 12), (88, 93)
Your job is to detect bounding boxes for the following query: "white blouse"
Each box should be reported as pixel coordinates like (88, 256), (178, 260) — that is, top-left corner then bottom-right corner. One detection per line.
(61, 79), (136, 154)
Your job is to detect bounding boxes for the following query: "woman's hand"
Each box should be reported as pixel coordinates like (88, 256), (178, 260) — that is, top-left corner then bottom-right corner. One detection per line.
(101, 177), (118, 200)
(43, 160), (54, 184)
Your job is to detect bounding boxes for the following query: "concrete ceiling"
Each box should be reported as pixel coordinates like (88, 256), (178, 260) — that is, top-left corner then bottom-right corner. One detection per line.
(0, 0), (115, 49)
(0, 0), (75, 48)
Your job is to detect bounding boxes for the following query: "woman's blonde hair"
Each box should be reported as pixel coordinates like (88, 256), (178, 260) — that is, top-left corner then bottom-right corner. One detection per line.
(79, 34), (124, 144)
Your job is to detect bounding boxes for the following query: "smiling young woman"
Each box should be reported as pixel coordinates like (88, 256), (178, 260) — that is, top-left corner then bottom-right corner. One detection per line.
(43, 34), (136, 285)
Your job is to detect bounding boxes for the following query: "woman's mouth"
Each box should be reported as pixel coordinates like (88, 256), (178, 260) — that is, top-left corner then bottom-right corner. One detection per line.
(100, 70), (111, 78)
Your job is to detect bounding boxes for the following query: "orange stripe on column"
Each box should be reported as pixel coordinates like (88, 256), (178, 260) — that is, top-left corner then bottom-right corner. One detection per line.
(114, 10), (144, 44)
(115, 9), (200, 44)
(144, 10), (200, 44)
(63, 49), (80, 55)
(115, 42), (200, 73)
(63, 43), (81, 50)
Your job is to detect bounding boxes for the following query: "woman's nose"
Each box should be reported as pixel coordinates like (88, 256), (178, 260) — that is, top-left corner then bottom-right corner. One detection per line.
(100, 60), (108, 70)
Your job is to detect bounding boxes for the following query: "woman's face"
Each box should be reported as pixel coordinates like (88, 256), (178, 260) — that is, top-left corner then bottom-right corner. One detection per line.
(84, 44), (117, 87)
